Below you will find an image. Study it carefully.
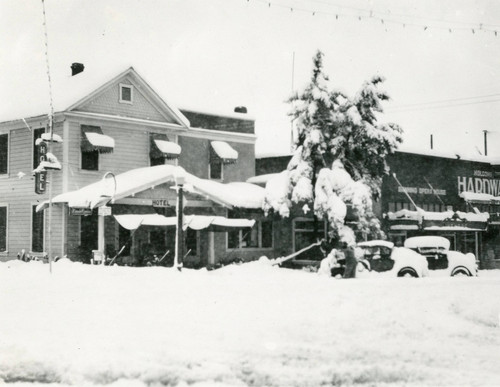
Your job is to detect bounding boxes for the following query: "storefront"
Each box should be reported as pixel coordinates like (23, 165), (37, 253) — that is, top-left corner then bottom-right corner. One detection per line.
(382, 150), (500, 268)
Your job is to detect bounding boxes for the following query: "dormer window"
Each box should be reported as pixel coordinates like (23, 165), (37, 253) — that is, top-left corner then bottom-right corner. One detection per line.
(119, 84), (133, 104)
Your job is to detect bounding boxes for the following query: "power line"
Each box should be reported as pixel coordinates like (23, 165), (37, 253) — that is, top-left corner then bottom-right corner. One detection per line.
(297, 0), (500, 28)
(389, 93), (500, 109)
(247, 0), (500, 36)
(387, 97), (500, 113)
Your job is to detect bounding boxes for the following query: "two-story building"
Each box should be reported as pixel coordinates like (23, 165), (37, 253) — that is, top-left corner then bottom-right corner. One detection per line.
(0, 64), (277, 267)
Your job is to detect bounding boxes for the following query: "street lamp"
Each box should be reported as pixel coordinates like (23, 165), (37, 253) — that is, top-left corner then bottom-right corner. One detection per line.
(174, 174), (185, 271)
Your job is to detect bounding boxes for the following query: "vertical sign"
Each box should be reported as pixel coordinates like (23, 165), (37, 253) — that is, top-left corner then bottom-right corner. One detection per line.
(35, 141), (47, 194)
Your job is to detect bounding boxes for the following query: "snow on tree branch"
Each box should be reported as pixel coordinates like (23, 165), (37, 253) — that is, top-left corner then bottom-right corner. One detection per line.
(264, 50), (402, 242)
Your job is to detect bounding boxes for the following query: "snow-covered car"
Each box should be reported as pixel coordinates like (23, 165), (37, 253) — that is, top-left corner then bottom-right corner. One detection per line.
(403, 236), (478, 277)
(356, 240), (429, 278)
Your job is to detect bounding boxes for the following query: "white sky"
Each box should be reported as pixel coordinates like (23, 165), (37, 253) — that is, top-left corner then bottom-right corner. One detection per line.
(1, 0), (500, 157)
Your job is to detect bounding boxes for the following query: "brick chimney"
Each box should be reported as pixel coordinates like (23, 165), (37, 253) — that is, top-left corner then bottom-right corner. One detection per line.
(71, 63), (85, 76)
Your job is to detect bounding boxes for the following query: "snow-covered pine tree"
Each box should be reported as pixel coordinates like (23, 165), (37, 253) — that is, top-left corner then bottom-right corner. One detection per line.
(263, 50), (402, 244)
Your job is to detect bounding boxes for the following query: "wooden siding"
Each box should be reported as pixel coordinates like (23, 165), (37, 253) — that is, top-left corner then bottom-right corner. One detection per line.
(0, 123), (65, 260)
(74, 76), (177, 123)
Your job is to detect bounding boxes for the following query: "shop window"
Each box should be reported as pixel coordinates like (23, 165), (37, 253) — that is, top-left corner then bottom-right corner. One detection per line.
(388, 202), (396, 213)
(33, 128), (44, 169)
(227, 220), (273, 249)
(118, 224), (131, 256)
(0, 206), (7, 252)
(293, 218), (326, 252)
(0, 134), (8, 175)
(149, 229), (166, 254)
(31, 205), (44, 252)
(80, 211), (98, 254)
(185, 228), (197, 255)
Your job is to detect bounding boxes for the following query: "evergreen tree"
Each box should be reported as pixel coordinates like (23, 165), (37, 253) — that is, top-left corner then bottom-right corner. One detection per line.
(263, 50), (402, 244)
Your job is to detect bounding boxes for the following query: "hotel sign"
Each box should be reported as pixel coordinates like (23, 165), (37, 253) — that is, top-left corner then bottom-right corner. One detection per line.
(152, 199), (170, 208)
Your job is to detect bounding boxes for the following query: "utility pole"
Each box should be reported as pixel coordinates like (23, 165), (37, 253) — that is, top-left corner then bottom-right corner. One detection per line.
(174, 175), (185, 271)
(483, 130), (488, 156)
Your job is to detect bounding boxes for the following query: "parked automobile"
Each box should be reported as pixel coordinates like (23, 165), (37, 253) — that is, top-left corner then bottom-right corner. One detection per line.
(356, 240), (429, 278)
(403, 236), (478, 277)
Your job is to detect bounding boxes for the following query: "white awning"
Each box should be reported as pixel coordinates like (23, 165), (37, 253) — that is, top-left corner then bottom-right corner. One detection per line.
(114, 213), (255, 232)
(153, 139), (181, 159)
(85, 132), (115, 150)
(211, 141), (238, 163)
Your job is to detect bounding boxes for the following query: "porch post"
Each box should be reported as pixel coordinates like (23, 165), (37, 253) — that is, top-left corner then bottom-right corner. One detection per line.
(174, 175), (185, 271)
(208, 231), (215, 266)
(98, 214), (105, 265)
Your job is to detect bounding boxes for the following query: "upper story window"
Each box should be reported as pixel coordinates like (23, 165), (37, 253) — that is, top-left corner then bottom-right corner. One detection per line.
(81, 125), (115, 171)
(0, 133), (8, 175)
(150, 133), (181, 166)
(209, 141), (238, 180)
(33, 128), (44, 169)
(119, 84), (133, 104)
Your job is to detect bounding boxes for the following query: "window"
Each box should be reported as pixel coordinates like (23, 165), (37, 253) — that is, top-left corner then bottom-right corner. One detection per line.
(293, 218), (326, 252)
(33, 128), (44, 169)
(118, 224), (131, 256)
(0, 206), (7, 252)
(119, 84), (133, 104)
(82, 150), (99, 171)
(31, 205), (44, 252)
(185, 229), (198, 256)
(80, 211), (98, 254)
(227, 220), (273, 249)
(209, 160), (222, 180)
(80, 125), (115, 171)
(0, 133), (8, 174)
(150, 134), (180, 166)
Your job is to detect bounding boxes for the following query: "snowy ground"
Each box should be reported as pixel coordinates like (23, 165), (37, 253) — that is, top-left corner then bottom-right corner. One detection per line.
(1, 259), (500, 387)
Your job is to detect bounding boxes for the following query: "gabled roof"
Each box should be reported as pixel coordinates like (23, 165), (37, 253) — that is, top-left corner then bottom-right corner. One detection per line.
(0, 65), (190, 127)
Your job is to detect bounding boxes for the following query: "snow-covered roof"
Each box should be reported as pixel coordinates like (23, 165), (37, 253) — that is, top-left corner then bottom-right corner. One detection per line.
(37, 165), (265, 212)
(404, 236), (450, 250)
(0, 65), (191, 128)
(396, 145), (500, 165)
(114, 214), (255, 232)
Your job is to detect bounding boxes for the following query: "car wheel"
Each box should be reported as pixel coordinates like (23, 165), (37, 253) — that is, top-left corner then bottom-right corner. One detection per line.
(397, 268), (419, 278)
(451, 267), (471, 277)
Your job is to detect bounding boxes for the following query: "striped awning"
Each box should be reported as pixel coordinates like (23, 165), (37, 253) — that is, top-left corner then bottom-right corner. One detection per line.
(150, 133), (181, 159)
(210, 141), (238, 164)
(81, 125), (114, 153)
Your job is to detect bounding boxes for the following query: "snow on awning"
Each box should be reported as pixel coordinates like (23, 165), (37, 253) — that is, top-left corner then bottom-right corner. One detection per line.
(36, 165), (265, 212)
(150, 133), (181, 160)
(81, 125), (114, 153)
(153, 139), (181, 159)
(460, 191), (500, 204)
(386, 208), (489, 231)
(210, 141), (238, 164)
(114, 213), (255, 232)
